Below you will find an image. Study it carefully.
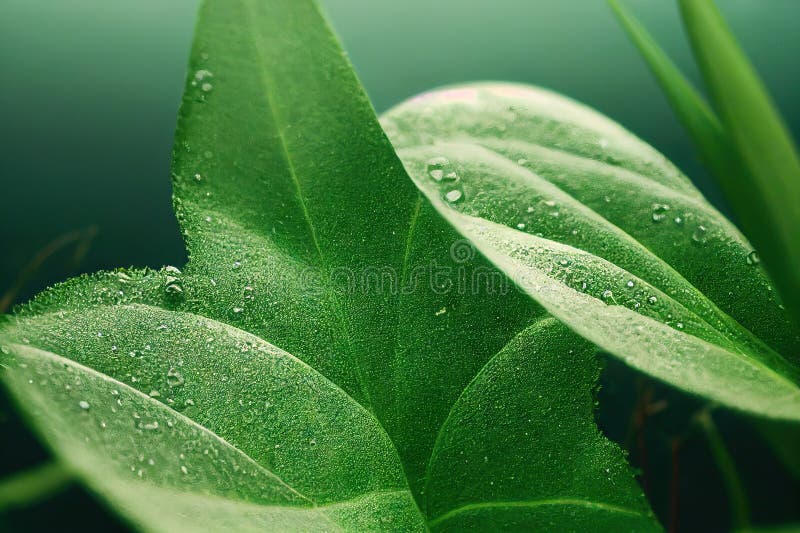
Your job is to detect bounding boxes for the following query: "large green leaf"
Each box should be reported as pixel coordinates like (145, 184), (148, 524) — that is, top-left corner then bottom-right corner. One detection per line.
(0, 0), (657, 530)
(383, 83), (800, 421)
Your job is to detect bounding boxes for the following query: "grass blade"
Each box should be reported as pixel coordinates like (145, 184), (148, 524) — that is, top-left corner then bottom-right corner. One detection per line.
(607, 0), (734, 182)
(678, 0), (800, 325)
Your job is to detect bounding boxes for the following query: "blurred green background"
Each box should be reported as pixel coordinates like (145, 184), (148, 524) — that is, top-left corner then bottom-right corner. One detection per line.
(1, 1), (799, 531)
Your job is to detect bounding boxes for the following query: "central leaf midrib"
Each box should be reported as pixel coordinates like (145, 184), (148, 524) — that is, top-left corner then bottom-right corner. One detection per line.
(241, 0), (374, 413)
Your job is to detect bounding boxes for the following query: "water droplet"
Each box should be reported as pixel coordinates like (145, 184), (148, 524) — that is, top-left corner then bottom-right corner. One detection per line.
(164, 278), (183, 295)
(651, 203), (670, 222)
(194, 69), (213, 81)
(517, 158), (528, 165)
(141, 421), (159, 431)
(602, 289), (614, 300)
(676, 322), (684, 330)
(674, 216), (683, 225)
(232, 261), (242, 269)
(444, 189), (463, 203)
(516, 223), (526, 230)
(746, 250), (760, 265)
(626, 280), (635, 288)
(194, 173), (202, 181)
(167, 368), (185, 388)
(232, 307), (244, 314)
(426, 157), (448, 181)
(692, 225), (708, 243)
(526, 206), (534, 213)
(201, 82), (213, 92)
(434, 307), (447, 317)
(647, 296), (658, 304)
(181, 465), (189, 475)
(78, 400), (90, 410)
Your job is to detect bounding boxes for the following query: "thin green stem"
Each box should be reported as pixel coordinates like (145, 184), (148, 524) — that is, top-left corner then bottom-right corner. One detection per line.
(0, 461), (73, 510)
(695, 410), (750, 529)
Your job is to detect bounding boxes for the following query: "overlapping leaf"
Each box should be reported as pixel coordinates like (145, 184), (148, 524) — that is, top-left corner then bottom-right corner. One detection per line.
(383, 83), (800, 421)
(0, 0), (657, 530)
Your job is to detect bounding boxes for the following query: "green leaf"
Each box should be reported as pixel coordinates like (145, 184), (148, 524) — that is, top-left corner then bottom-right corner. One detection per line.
(0, 462), (72, 510)
(678, 0), (800, 326)
(0, 0), (657, 530)
(607, 0), (742, 201)
(609, 0), (800, 485)
(383, 83), (800, 421)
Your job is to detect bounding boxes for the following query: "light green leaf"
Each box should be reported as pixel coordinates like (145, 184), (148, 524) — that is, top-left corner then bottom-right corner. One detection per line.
(678, 0), (800, 326)
(607, 0), (741, 199)
(0, 0), (657, 531)
(383, 83), (800, 421)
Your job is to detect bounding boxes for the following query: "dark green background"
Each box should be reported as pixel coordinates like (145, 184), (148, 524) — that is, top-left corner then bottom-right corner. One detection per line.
(1, 1), (799, 531)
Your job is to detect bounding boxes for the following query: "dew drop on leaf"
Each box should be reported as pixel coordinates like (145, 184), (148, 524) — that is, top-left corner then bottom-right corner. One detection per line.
(194, 69), (213, 81)
(691, 225), (708, 244)
(746, 250), (760, 265)
(167, 368), (185, 388)
(651, 203), (670, 223)
(426, 156), (448, 181)
(444, 189), (463, 203)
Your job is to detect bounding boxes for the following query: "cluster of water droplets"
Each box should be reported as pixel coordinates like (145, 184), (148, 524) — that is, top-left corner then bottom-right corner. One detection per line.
(649, 202), (718, 247)
(163, 265), (184, 298)
(190, 68), (214, 102)
(426, 157), (464, 204)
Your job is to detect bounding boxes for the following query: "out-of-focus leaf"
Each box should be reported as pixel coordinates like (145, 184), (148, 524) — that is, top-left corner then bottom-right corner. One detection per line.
(0, 462), (71, 510)
(607, 0), (741, 203)
(678, 0), (800, 326)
